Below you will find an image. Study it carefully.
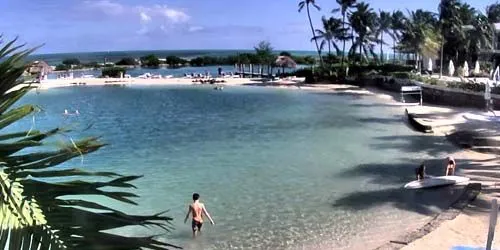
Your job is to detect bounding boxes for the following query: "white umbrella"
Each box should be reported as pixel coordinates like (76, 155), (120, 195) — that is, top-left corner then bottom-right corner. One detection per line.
(474, 61), (480, 75)
(464, 61), (469, 77)
(448, 60), (455, 76)
(427, 58), (433, 72)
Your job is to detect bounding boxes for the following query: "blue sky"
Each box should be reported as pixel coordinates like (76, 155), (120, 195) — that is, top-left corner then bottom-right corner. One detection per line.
(0, 0), (494, 54)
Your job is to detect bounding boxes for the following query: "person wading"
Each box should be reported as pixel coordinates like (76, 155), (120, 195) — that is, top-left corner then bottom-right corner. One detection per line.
(184, 193), (215, 238)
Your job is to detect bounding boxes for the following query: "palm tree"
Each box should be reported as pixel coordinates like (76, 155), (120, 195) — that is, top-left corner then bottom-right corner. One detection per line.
(399, 10), (440, 70)
(332, 0), (357, 67)
(377, 11), (393, 63)
(467, 13), (493, 62)
(439, 0), (467, 64)
(486, 3), (500, 52)
(486, 2), (500, 23)
(348, 2), (379, 62)
(391, 10), (405, 63)
(0, 37), (179, 249)
(298, 0), (323, 66)
(313, 16), (344, 56)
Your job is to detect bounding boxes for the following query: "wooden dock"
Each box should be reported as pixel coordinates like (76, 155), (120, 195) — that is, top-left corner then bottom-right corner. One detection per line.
(233, 64), (276, 78)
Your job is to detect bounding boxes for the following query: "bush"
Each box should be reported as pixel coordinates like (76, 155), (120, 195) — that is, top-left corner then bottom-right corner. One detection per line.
(390, 72), (411, 79)
(116, 57), (137, 66)
(62, 58), (80, 66)
(166, 56), (187, 66)
(55, 64), (71, 71)
(82, 61), (101, 69)
(101, 67), (126, 78)
(140, 54), (160, 68)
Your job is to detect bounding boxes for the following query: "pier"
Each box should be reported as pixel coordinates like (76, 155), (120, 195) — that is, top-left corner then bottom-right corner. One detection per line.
(233, 64), (276, 78)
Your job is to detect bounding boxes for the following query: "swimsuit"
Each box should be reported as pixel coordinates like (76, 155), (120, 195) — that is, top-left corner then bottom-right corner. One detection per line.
(191, 204), (203, 231)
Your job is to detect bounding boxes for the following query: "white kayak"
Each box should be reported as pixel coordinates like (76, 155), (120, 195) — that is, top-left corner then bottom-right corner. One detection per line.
(404, 175), (470, 189)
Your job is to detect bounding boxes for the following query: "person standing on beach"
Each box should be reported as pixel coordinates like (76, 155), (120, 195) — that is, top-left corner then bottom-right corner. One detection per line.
(184, 193), (215, 238)
(415, 163), (426, 181)
(445, 156), (456, 176)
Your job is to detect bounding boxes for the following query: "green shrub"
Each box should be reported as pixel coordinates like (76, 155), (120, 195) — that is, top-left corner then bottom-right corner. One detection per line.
(55, 64), (71, 71)
(62, 58), (80, 66)
(101, 67), (126, 77)
(390, 72), (411, 79)
(116, 57), (137, 66)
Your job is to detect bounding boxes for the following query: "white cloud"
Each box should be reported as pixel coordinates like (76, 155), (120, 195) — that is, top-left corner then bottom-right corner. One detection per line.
(140, 12), (151, 23)
(81, 1), (190, 34)
(188, 26), (204, 32)
(82, 0), (125, 16)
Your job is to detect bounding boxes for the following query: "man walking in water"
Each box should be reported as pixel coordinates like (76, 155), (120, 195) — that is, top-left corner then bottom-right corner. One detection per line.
(184, 193), (215, 237)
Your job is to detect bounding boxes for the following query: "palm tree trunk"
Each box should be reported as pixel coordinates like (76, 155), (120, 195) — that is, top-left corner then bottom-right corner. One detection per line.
(380, 32), (384, 63)
(328, 41), (331, 55)
(360, 38), (363, 61)
(307, 5), (323, 66)
(393, 39), (396, 64)
(341, 12), (346, 68)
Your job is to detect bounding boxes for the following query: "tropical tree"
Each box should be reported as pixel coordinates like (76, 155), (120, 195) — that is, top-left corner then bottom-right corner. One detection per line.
(399, 10), (440, 70)
(486, 2), (500, 23)
(254, 40), (274, 65)
(312, 16), (344, 56)
(0, 37), (179, 249)
(348, 2), (379, 62)
(438, 0), (476, 64)
(332, 0), (357, 67)
(486, 2), (500, 53)
(466, 13), (493, 62)
(377, 11), (394, 63)
(391, 10), (405, 62)
(298, 0), (323, 65)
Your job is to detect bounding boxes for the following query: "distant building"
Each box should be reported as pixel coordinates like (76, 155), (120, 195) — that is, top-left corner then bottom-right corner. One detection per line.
(27, 61), (52, 81)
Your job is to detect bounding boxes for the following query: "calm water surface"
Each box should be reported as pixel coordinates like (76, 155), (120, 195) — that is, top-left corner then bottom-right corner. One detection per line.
(12, 85), (457, 249)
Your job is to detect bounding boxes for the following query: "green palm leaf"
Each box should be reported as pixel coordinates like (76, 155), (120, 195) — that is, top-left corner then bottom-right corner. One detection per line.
(0, 36), (181, 249)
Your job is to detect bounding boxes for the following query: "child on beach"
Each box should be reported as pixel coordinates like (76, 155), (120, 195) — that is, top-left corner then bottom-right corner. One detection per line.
(445, 156), (456, 176)
(415, 163), (426, 181)
(184, 193), (215, 238)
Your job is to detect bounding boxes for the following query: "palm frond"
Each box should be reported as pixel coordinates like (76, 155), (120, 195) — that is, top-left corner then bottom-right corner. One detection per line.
(0, 37), (181, 249)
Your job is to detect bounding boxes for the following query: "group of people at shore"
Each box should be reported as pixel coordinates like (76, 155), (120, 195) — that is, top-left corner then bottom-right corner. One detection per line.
(415, 156), (456, 180)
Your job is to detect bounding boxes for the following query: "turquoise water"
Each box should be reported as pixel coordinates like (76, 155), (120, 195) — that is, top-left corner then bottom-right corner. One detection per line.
(11, 85), (456, 249)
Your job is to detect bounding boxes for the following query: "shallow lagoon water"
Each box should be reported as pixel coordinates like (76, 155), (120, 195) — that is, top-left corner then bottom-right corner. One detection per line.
(12, 85), (459, 249)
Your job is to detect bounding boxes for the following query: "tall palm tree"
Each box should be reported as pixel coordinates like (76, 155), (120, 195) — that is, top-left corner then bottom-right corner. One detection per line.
(467, 13), (493, 62)
(486, 3), (500, 51)
(486, 2), (500, 23)
(348, 2), (379, 62)
(399, 10), (440, 70)
(332, 0), (357, 67)
(0, 37), (179, 249)
(439, 0), (467, 63)
(313, 16), (344, 56)
(391, 10), (405, 63)
(377, 11), (393, 63)
(299, 0), (323, 66)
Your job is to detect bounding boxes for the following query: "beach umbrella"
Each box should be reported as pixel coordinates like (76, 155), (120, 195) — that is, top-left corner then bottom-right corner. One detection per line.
(427, 58), (433, 72)
(448, 60), (455, 77)
(463, 61), (469, 77)
(275, 56), (297, 76)
(474, 61), (480, 75)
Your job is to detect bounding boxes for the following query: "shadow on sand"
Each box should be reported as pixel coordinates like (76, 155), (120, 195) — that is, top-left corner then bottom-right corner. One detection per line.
(333, 155), (475, 216)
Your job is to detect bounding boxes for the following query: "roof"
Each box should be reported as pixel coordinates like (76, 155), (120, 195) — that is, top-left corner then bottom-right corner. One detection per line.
(27, 61), (52, 74)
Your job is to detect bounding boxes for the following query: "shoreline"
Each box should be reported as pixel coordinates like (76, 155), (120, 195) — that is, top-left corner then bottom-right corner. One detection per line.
(30, 78), (499, 249)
